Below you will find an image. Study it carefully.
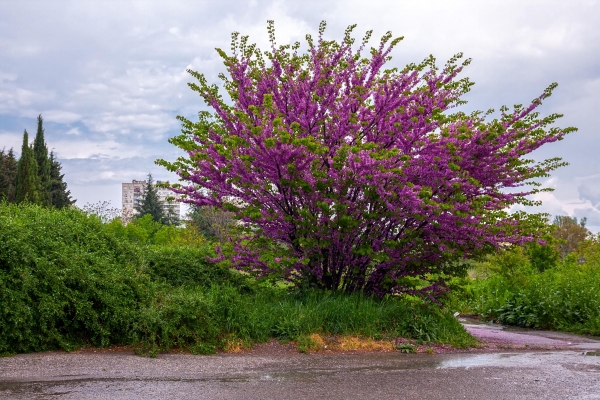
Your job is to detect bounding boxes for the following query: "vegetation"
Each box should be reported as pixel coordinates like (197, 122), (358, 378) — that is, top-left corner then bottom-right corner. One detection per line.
(187, 204), (235, 243)
(33, 115), (52, 206)
(49, 151), (74, 209)
(0, 115), (74, 208)
(14, 130), (41, 204)
(0, 23), (590, 359)
(104, 214), (200, 246)
(0, 202), (474, 356)
(0, 148), (17, 202)
(448, 217), (600, 335)
(159, 21), (574, 297)
(552, 216), (590, 258)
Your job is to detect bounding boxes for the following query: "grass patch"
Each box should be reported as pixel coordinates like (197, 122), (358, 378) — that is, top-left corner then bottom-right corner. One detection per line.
(208, 288), (476, 349)
(295, 333), (395, 353)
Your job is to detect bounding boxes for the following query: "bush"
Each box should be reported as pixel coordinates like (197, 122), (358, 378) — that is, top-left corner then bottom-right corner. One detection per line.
(132, 287), (220, 356)
(454, 243), (600, 335)
(0, 202), (475, 355)
(144, 245), (252, 290)
(0, 202), (150, 353)
(0, 203), (231, 355)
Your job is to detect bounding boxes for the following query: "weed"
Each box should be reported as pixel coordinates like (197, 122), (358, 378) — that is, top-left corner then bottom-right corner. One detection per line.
(396, 343), (416, 353)
(296, 334), (322, 353)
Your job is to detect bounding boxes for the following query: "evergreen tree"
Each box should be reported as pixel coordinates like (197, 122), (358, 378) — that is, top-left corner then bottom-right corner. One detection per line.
(135, 173), (165, 223)
(0, 148), (18, 201)
(14, 130), (41, 204)
(33, 114), (51, 206)
(49, 151), (75, 208)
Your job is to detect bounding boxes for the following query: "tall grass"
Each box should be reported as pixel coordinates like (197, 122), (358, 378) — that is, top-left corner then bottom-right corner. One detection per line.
(203, 288), (473, 347)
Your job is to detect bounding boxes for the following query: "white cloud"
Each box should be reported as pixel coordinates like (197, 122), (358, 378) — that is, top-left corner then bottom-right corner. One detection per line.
(0, 131), (22, 153)
(66, 127), (81, 135)
(44, 110), (81, 124)
(578, 183), (600, 208)
(0, 0), (598, 223)
(0, 72), (17, 82)
(573, 207), (600, 228)
(49, 139), (145, 160)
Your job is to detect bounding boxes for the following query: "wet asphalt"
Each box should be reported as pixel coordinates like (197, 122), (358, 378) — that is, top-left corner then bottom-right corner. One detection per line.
(1, 350), (600, 399)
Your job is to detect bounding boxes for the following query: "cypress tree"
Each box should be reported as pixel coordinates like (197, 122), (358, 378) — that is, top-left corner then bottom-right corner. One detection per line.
(49, 151), (75, 208)
(14, 130), (41, 204)
(0, 148), (18, 202)
(135, 173), (165, 223)
(33, 114), (51, 206)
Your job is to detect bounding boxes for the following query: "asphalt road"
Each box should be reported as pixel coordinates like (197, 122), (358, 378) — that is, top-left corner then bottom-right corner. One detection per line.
(1, 350), (600, 399)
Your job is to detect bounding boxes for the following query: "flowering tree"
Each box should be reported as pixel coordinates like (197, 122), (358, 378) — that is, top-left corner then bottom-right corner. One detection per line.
(158, 22), (575, 297)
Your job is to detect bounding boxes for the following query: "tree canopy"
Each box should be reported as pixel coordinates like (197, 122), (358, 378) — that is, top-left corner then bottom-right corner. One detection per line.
(159, 22), (575, 297)
(552, 215), (589, 258)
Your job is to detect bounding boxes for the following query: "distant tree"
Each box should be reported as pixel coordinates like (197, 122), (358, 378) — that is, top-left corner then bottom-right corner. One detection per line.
(0, 147), (18, 201)
(33, 114), (51, 206)
(48, 151), (75, 208)
(188, 204), (234, 242)
(14, 130), (41, 204)
(552, 215), (589, 258)
(82, 200), (121, 223)
(135, 173), (165, 223)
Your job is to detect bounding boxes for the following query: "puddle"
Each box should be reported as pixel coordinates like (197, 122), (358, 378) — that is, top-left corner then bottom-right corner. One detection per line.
(437, 353), (519, 369)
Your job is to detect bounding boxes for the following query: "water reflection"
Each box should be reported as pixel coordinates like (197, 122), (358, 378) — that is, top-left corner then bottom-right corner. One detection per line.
(437, 353), (518, 369)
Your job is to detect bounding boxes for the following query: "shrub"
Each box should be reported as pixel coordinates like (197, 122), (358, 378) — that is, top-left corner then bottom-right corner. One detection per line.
(144, 245), (253, 290)
(457, 245), (600, 334)
(0, 203), (230, 355)
(0, 202), (149, 353)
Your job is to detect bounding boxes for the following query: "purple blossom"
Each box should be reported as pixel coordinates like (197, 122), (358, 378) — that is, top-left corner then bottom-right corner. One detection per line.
(158, 22), (575, 297)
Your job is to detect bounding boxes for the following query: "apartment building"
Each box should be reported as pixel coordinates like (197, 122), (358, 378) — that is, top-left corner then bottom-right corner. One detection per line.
(121, 179), (181, 222)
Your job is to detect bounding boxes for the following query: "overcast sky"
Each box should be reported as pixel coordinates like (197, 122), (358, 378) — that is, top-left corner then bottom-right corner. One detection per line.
(1, 0), (599, 227)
